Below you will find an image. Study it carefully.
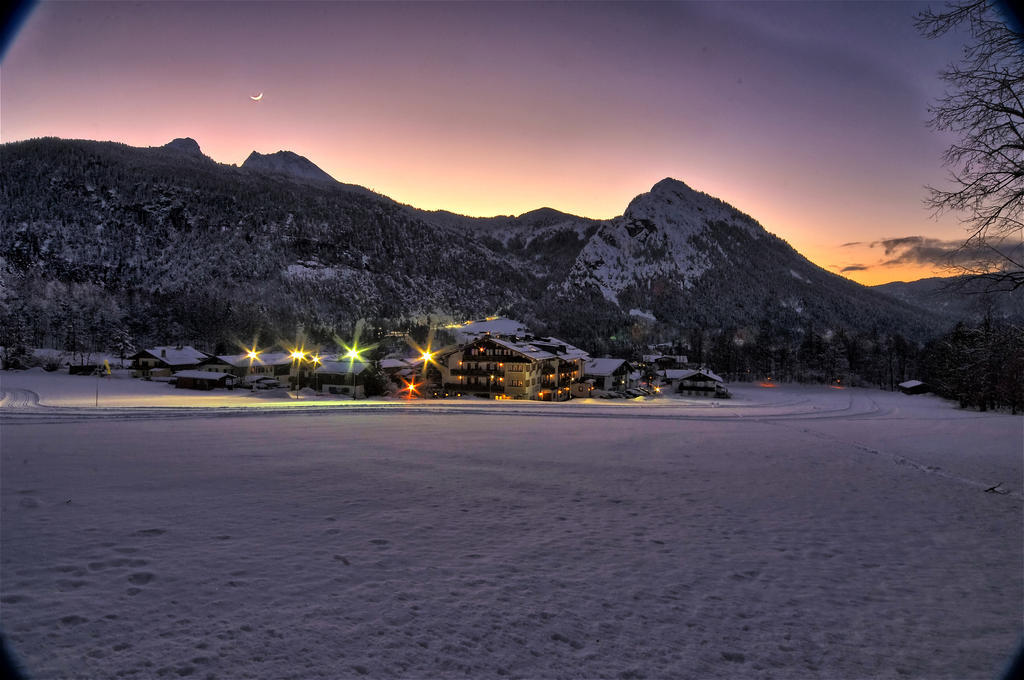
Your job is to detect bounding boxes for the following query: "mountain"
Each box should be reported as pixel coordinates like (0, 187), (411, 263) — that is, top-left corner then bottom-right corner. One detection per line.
(874, 277), (1024, 324)
(162, 137), (207, 157)
(0, 136), (950, 357)
(241, 149), (339, 185)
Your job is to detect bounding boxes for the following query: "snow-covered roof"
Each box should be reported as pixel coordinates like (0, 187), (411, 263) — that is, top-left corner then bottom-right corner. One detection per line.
(315, 360), (370, 375)
(486, 337), (555, 361)
(252, 352), (295, 367)
(141, 346), (209, 366)
(899, 380), (924, 389)
(644, 354), (688, 364)
(380, 358), (410, 370)
(628, 308), (657, 322)
(173, 370), (235, 381)
(529, 336), (590, 361)
(662, 369), (695, 380)
(242, 375), (281, 384)
(584, 358), (628, 376)
(663, 368), (723, 383)
(452, 317), (529, 343)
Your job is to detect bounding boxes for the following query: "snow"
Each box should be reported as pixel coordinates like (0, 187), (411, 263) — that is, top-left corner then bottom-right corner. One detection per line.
(662, 369), (724, 383)
(451, 318), (529, 343)
(561, 178), (764, 302)
(628, 308), (658, 322)
(138, 346), (209, 367)
(172, 370), (235, 381)
(1, 371), (1021, 679)
(584, 357), (627, 376)
(316, 360), (370, 375)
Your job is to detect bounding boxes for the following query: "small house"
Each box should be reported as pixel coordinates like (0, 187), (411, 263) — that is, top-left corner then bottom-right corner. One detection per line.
(584, 358), (633, 392)
(315, 360), (373, 398)
(131, 346), (211, 378)
(173, 370), (238, 390)
(898, 380), (930, 395)
(667, 368), (728, 397)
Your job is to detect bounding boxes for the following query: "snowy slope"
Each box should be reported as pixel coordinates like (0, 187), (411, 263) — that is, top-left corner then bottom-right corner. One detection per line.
(1, 372), (1021, 679)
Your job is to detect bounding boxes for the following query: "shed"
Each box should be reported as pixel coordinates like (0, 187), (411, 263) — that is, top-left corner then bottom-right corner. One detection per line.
(173, 370), (238, 390)
(898, 380), (930, 395)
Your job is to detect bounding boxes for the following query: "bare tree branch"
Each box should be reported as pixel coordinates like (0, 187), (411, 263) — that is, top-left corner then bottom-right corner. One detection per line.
(918, 1), (1024, 291)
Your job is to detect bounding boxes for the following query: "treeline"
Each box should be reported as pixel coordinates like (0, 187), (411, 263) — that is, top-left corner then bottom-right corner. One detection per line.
(920, 320), (1024, 413)
(677, 318), (1022, 413)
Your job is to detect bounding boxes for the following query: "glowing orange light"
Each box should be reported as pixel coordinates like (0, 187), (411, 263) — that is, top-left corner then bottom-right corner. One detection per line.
(290, 349), (306, 361)
(400, 377), (421, 399)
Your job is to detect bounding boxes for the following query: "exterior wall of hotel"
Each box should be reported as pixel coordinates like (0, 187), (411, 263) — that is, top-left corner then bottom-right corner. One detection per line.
(440, 340), (549, 399)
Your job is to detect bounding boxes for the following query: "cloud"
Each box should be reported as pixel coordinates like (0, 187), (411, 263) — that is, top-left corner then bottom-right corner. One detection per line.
(873, 236), (927, 257)
(859, 235), (1023, 268)
(839, 241), (864, 248)
(840, 264), (869, 272)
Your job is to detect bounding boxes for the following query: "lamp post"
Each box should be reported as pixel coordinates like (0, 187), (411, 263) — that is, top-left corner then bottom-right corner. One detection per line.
(290, 349), (306, 399)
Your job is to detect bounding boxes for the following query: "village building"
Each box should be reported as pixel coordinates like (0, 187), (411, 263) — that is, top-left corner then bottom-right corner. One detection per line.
(173, 369), (238, 390)
(642, 354), (689, 370)
(197, 355), (241, 376)
(571, 379), (596, 398)
(204, 352), (295, 380)
(130, 346), (210, 378)
(314, 360), (373, 398)
(436, 334), (584, 401)
(244, 352), (296, 379)
(584, 358), (634, 392)
(663, 368), (729, 397)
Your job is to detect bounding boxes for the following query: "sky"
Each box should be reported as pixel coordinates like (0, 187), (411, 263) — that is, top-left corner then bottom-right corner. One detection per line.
(0, 0), (979, 285)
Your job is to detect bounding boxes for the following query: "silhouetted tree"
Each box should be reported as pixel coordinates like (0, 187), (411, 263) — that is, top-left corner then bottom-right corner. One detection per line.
(917, 1), (1024, 289)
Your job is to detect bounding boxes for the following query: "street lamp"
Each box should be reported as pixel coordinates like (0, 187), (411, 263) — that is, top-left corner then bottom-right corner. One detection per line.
(310, 354), (322, 393)
(289, 349), (307, 398)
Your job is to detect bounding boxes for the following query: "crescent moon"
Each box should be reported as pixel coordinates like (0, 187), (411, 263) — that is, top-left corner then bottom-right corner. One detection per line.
(250, 92), (263, 102)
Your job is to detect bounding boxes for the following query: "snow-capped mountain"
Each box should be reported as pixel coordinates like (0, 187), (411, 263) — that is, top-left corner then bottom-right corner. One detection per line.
(561, 178), (757, 302)
(0, 137), (946, 353)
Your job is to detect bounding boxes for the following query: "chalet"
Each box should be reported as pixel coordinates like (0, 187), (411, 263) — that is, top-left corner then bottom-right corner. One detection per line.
(642, 354), (689, 370)
(314, 360), (372, 398)
(173, 370), (238, 390)
(131, 346), (210, 378)
(243, 352), (295, 379)
(665, 368), (729, 398)
(584, 358), (633, 392)
(198, 355), (241, 376)
(380, 358), (412, 376)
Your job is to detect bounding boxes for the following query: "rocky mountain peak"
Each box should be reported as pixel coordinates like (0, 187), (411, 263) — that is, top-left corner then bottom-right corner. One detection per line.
(163, 137), (204, 156)
(241, 150), (337, 184)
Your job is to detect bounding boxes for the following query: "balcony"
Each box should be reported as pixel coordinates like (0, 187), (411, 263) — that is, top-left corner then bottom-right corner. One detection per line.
(449, 367), (504, 377)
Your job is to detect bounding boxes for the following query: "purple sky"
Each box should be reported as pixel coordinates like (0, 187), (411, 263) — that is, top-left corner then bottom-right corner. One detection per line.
(2, 1), (974, 284)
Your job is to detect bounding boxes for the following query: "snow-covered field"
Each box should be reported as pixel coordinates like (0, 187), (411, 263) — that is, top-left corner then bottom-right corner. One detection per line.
(1, 370), (1021, 679)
